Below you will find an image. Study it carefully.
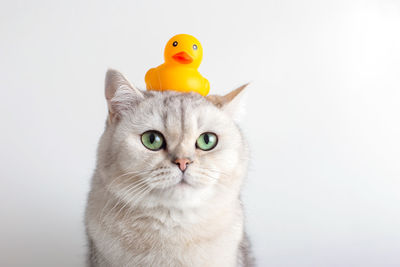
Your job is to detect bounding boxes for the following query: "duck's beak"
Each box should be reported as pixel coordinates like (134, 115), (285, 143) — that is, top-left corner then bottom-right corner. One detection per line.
(172, 51), (193, 64)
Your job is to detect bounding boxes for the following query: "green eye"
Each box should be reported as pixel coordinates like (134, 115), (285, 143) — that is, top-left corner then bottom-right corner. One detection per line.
(196, 132), (218, 151)
(141, 131), (165, 151)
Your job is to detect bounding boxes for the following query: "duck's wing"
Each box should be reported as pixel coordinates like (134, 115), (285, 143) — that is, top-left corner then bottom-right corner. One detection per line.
(145, 68), (158, 90)
(203, 77), (210, 96)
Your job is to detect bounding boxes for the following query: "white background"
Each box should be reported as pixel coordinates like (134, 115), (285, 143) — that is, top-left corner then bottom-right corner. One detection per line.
(1, 0), (399, 266)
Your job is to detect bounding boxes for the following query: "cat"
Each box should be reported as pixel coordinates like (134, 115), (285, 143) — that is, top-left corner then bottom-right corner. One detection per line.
(85, 69), (253, 267)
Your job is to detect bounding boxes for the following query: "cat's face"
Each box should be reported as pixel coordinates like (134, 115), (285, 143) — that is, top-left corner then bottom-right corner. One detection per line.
(100, 70), (248, 209)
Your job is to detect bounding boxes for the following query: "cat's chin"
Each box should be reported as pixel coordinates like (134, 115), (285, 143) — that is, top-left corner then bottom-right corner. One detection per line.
(154, 177), (197, 196)
(144, 178), (214, 209)
(175, 178), (192, 188)
(166, 174), (196, 188)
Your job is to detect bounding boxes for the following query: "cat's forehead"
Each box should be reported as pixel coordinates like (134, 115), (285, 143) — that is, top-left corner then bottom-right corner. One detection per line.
(132, 91), (225, 136)
(144, 91), (204, 107)
(143, 91), (210, 115)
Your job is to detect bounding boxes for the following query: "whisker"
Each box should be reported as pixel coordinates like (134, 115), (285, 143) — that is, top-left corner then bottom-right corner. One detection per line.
(99, 179), (150, 245)
(196, 166), (231, 177)
(105, 183), (154, 251)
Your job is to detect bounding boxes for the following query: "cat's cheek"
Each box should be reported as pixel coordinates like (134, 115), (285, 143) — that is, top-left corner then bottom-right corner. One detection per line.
(119, 135), (163, 168)
(218, 133), (243, 170)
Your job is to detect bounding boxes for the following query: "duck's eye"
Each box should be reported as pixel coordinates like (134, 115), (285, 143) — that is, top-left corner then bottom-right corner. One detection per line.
(196, 132), (218, 151)
(193, 44), (198, 50)
(141, 131), (165, 151)
(172, 41), (178, 47)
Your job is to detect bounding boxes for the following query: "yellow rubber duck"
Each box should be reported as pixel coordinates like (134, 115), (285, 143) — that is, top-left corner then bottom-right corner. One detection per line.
(145, 34), (210, 96)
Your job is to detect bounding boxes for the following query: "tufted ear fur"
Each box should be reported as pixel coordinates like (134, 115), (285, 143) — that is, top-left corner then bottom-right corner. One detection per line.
(105, 69), (144, 123)
(206, 83), (248, 122)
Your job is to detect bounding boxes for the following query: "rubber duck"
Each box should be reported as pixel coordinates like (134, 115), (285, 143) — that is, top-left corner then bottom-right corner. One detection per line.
(145, 34), (210, 96)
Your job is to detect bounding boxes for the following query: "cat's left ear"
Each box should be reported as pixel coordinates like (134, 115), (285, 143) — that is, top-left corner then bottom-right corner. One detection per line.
(105, 69), (144, 123)
(206, 83), (248, 122)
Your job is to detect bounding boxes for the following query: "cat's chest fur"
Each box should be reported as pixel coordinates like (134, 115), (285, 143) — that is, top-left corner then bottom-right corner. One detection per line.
(88, 194), (243, 267)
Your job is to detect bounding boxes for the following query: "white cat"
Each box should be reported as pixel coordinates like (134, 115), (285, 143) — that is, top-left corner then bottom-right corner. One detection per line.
(85, 69), (253, 267)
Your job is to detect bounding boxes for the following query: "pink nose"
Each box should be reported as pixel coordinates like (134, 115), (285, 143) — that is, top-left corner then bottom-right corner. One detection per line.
(174, 158), (191, 171)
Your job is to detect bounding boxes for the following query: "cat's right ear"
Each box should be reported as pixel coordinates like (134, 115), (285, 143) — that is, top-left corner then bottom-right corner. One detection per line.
(206, 83), (248, 122)
(105, 69), (144, 123)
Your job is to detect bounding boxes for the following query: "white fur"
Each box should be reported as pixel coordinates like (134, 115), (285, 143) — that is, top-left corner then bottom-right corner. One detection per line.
(85, 70), (251, 267)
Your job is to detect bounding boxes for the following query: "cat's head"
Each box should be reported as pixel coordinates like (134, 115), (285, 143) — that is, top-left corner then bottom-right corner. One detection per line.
(98, 69), (248, 209)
